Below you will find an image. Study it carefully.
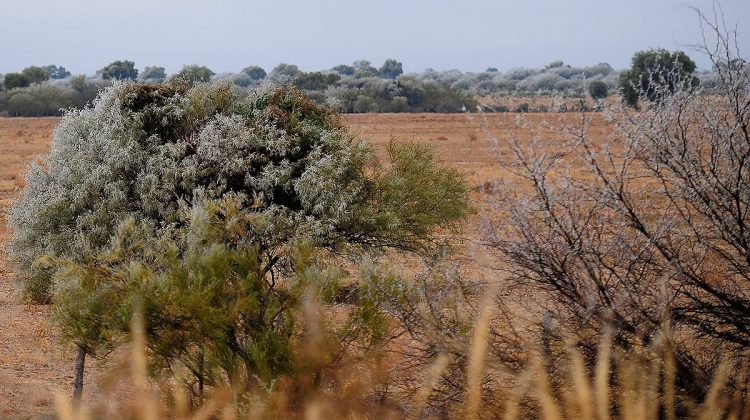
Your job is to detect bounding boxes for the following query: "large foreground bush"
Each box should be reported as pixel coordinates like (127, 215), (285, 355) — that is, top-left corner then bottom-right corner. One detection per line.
(8, 82), (470, 403)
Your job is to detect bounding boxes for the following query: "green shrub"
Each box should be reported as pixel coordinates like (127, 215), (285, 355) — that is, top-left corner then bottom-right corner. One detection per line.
(49, 198), (400, 401)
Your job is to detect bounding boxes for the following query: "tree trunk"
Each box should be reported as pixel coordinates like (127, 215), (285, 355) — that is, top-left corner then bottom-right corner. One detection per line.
(197, 350), (204, 404)
(73, 345), (86, 405)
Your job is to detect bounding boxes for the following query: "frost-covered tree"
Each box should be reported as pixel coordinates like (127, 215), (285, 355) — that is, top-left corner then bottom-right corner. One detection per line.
(353, 60), (379, 78)
(293, 71), (340, 90)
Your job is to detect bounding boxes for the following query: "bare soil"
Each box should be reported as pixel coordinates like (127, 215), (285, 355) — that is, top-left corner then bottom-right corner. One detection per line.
(0, 113), (610, 417)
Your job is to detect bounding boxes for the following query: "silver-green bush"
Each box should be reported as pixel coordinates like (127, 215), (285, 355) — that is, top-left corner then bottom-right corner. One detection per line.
(9, 82), (470, 303)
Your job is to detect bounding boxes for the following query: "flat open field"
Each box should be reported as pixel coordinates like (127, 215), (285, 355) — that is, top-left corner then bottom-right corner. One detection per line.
(0, 113), (610, 417)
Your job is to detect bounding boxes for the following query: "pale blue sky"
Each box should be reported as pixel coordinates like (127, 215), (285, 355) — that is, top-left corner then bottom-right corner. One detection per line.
(3, 0), (749, 75)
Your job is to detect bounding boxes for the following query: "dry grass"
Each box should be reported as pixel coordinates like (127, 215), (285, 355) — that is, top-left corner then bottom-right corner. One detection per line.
(48, 308), (741, 419)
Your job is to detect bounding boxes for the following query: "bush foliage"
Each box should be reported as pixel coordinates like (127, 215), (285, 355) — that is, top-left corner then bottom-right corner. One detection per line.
(9, 82), (470, 302)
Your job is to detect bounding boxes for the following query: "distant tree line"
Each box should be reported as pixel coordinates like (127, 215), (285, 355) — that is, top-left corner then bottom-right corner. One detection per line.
(1, 52), (716, 116)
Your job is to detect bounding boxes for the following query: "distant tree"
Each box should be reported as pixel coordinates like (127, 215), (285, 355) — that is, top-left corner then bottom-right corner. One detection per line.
(232, 73), (254, 87)
(332, 64), (355, 76)
(268, 63), (302, 84)
(69, 75), (87, 92)
(584, 62), (615, 78)
(379, 59), (403, 79)
(588, 80), (609, 99)
(99, 60), (138, 80)
(241, 65), (266, 80)
(486, 67), (499, 73)
(44, 65), (71, 80)
(619, 49), (699, 107)
(293, 72), (340, 90)
(545, 60), (565, 69)
(140, 66), (166, 82)
(3, 73), (31, 90)
(353, 60), (378, 78)
(22, 66), (50, 84)
(506, 67), (537, 81)
(171, 65), (214, 85)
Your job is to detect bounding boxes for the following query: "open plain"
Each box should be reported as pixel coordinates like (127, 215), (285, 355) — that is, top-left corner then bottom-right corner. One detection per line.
(0, 113), (610, 417)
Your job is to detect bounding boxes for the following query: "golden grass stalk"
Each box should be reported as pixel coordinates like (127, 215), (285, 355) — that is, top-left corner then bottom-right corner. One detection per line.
(55, 393), (77, 420)
(465, 304), (492, 419)
(594, 330), (612, 420)
(567, 343), (594, 420)
(502, 370), (532, 420)
(131, 311), (159, 420)
(412, 352), (450, 417)
(699, 361), (729, 420)
(530, 352), (562, 420)
(661, 318), (677, 420)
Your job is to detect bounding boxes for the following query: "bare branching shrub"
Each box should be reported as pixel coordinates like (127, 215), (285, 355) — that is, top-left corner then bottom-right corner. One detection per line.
(490, 9), (750, 411)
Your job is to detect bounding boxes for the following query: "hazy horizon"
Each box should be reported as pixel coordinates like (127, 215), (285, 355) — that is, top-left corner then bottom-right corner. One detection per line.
(3, 0), (749, 75)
